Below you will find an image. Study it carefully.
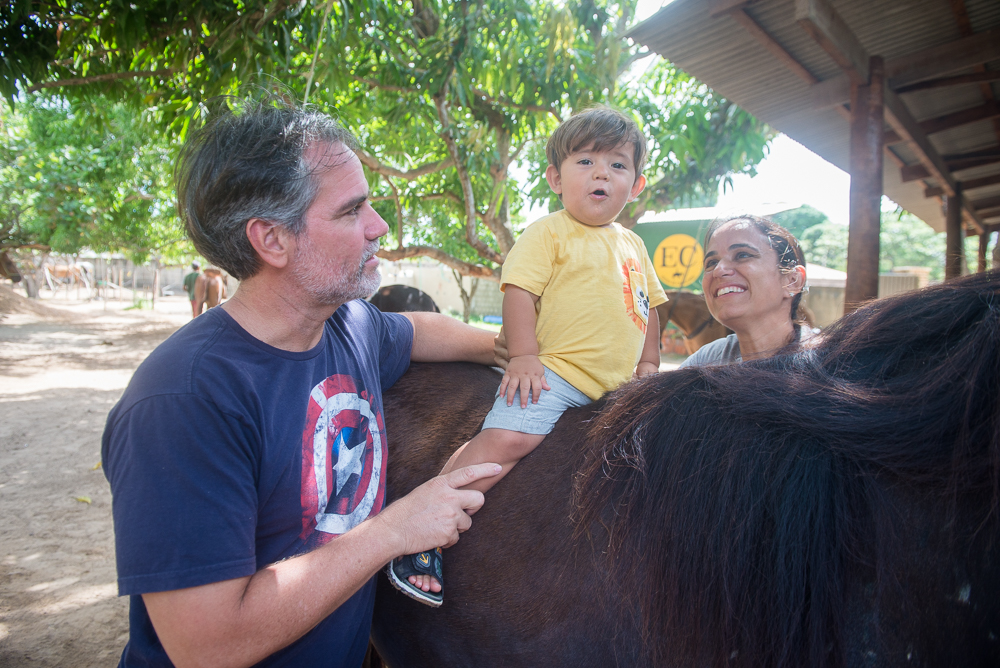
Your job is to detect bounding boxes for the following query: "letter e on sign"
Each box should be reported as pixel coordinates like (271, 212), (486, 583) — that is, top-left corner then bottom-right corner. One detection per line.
(653, 234), (704, 288)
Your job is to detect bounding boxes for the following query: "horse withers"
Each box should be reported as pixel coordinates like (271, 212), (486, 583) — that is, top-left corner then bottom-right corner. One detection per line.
(372, 271), (1000, 667)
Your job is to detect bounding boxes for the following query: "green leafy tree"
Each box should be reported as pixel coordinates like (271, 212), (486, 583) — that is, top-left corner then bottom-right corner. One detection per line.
(772, 205), (830, 241)
(798, 221), (848, 271)
(0, 94), (187, 262)
(5, 0), (773, 280)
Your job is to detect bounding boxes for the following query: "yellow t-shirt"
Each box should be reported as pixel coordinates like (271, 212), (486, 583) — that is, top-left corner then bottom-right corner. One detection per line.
(501, 210), (668, 400)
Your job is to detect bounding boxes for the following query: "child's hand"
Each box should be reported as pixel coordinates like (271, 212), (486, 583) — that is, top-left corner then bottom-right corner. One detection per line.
(634, 361), (659, 379)
(499, 354), (551, 408)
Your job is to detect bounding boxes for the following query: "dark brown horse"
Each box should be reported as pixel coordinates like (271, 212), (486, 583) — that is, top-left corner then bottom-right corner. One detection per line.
(657, 290), (731, 353)
(369, 284), (440, 313)
(372, 271), (1000, 667)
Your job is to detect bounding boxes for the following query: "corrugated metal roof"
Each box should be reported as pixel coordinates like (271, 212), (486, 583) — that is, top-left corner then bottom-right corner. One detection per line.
(628, 0), (1000, 233)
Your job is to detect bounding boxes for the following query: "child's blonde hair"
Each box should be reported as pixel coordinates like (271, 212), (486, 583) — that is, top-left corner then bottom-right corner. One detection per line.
(545, 105), (647, 179)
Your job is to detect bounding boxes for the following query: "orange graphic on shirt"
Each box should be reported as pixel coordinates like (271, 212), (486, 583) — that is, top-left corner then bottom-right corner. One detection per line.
(621, 258), (647, 334)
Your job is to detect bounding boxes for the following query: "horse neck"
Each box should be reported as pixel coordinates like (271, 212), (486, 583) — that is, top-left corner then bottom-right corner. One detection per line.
(662, 292), (712, 336)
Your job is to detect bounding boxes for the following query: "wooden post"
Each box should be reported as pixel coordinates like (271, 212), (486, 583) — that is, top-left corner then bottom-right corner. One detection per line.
(845, 56), (884, 313)
(978, 230), (988, 273)
(945, 182), (964, 280)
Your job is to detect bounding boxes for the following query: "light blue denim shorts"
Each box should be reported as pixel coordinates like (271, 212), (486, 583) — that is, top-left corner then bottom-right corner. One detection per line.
(481, 366), (593, 435)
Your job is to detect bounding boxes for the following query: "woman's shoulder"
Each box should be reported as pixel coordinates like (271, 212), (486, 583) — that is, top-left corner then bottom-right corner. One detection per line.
(680, 334), (741, 368)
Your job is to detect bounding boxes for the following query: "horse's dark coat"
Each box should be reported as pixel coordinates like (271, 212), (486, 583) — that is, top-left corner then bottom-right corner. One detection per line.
(373, 271), (1000, 668)
(369, 284), (440, 313)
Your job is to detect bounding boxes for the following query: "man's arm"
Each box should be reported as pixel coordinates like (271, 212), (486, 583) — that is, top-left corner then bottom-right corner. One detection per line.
(144, 463), (500, 668)
(403, 312), (496, 365)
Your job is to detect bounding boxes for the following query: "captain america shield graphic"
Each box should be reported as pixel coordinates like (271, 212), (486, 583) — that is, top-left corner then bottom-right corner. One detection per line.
(300, 375), (387, 548)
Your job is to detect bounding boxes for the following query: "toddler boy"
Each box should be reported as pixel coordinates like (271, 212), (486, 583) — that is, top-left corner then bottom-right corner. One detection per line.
(389, 106), (667, 606)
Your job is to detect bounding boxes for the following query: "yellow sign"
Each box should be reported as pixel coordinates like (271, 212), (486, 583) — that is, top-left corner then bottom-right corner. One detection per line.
(652, 234), (704, 288)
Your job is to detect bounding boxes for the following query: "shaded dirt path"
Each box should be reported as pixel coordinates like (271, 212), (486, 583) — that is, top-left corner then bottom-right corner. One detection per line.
(0, 287), (189, 667)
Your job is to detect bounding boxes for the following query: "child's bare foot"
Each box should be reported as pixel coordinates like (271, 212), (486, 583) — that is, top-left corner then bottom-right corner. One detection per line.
(387, 548), (444, 607)
(408, 573), (441, 593)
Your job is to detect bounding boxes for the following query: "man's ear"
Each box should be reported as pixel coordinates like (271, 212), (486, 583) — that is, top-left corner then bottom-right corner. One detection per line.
(544, 164), (563, 194)
(628, 174), (647, 202)
(245, 218), (293, 270)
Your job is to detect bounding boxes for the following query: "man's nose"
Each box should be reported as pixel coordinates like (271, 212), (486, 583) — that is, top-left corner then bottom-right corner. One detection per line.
(367, 209), (390, 240)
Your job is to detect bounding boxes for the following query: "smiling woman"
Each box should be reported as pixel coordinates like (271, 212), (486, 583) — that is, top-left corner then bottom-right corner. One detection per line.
(680, 215), (808, 366)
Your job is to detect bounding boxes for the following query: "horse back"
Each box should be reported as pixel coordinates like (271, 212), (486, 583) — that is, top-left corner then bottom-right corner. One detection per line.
(374, 362), (635, 667)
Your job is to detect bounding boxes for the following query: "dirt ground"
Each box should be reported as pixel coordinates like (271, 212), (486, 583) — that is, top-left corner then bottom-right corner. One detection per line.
(0, 282), (686, 667)
(0, 285), (191, 667)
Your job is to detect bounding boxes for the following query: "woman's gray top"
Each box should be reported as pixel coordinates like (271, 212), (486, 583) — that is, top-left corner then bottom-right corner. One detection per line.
(678, 333), (742, 368)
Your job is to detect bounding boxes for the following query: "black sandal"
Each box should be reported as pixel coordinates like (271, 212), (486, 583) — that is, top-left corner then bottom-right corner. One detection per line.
(386, 547), (444, 607)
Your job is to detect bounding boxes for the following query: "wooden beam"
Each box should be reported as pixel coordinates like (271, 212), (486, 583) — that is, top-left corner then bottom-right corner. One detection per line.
(883, 94), (985, 233)
(729, 9), (819, 84)
(708, 0), (755, 19)
(978, 206), (1000, 220)
(948, 0), (1000, 147)
(925, 172), (1000, 197)
(895, 70), (1000, 94)
(971, 194), (1000, 211)
(883, 101), (1000, 144)
(903, 154), (1000, 181)
(845, 57), (884, 312)
(946, 184), (965, 280)
(810, 29), (1000, 108)
(795, 0), (870, 83)
(886, 28), (1000, 89)
(883, 90), (958, 195)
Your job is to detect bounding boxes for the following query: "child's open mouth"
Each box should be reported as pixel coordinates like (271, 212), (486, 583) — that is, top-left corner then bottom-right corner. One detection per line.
(591, 189), (607, 198)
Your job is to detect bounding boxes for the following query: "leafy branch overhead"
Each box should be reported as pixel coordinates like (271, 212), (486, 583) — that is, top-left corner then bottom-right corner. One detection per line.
(1, 1), (771, 276)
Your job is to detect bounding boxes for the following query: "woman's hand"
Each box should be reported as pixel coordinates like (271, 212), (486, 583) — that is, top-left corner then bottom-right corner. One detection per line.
(498, 354), (551, 408)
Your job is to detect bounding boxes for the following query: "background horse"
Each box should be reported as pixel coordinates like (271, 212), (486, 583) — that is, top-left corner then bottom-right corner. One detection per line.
(372, 271), (1000, 667)
(656, 290), (731, 353)
(369, 284), (440, 313)
(0, 251), (21, 283)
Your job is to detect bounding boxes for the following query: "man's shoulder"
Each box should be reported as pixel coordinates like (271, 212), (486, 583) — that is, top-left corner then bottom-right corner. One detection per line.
(120, 309), (234, 401)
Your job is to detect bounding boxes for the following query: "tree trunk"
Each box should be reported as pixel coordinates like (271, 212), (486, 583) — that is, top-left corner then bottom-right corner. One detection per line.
(452, 269), (479, 323)
(23, 275), (40, 298)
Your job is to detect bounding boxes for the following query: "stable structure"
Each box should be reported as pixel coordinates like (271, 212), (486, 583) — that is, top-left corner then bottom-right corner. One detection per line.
(629, 0), (1000, 311)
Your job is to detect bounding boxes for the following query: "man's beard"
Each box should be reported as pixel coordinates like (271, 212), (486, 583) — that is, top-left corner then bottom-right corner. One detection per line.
(292, 235), (382, 306)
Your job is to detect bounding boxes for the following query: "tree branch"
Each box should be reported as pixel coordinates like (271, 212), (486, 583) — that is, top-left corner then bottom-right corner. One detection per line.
(355, 148), (453, 180)
(435, 95), (504, 265)
(383, 175), (404, 250)
(26, 69), (176, 93)
(351, 75), (421, 95)
(377, 245), (499, 280)
(470, 87), (561, 121)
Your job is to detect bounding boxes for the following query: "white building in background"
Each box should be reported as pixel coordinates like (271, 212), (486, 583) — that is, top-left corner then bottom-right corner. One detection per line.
(377, 259), (503, 317)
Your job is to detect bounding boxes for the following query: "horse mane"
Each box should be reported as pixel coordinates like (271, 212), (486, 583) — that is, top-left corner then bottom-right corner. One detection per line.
(574, 270), (1000, 667)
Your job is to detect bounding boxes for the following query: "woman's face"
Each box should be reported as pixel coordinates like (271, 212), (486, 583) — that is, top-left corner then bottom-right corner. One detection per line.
(702, 220), (800, 331)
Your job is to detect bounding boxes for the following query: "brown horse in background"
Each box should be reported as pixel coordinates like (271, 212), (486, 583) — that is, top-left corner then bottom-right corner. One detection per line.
(657, 290), (730, 353)
(193, 268), (226, 314)
(371, 271), (1000, 667)
(0, 251), (21, 283)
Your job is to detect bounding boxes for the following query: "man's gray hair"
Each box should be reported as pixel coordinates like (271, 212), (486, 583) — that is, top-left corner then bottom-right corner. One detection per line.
(176, 98), (357, 280)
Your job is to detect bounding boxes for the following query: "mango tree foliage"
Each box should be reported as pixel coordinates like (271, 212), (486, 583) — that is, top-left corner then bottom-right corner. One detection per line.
(4, 0), (772, 278)
(311, 0), (772, 278)
(1, 0), (331, 133)
(0, 95), (187, 262)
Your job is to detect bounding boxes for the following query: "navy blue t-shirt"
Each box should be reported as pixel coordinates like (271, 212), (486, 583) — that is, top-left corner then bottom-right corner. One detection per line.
(102, 301), (413, 667)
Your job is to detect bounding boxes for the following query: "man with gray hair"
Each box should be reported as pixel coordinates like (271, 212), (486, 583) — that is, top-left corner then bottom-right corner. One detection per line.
(102, 99), (500, 667)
